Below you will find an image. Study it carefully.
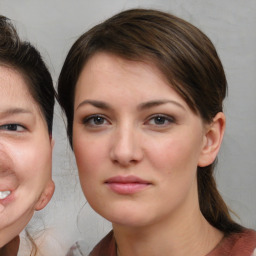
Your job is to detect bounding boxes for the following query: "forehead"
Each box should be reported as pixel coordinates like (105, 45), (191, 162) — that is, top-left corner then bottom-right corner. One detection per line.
(0, 65), (30, 93)
(74, 53), (194, 114)
(77, 52), (171, 92)
(0, 65), (38, 109)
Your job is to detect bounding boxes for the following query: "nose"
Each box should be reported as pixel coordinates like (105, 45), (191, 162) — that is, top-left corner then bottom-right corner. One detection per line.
(110, 124), (143, 166)
(0, 148), (14, 175)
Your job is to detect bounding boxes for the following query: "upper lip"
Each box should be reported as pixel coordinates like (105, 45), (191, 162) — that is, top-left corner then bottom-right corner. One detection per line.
(0, 186), (15, 193)
(105, 175), (151, 184)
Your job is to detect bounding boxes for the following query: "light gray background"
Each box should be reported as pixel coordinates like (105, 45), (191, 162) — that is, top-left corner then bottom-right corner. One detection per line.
(1, 0), (255, 255)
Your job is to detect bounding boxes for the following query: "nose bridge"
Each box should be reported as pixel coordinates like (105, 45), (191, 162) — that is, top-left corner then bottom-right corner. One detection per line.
(110, 120), (142, 165)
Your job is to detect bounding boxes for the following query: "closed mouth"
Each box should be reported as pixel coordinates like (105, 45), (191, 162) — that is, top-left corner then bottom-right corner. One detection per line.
(105, 175), (151, 194)
(105, 175), (151, 184)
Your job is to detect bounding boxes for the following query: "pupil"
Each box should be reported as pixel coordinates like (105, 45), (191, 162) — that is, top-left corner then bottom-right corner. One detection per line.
(94, 116), (104, 125)
(155, 116), (165, 124)
(8, 124), (17, 130)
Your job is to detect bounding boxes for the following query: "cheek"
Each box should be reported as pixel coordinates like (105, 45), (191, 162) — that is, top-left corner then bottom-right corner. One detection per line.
(148, 137), (200, 170)
(0, 142), (52, 231)
(147, 137), (201, 210)
(73, 136), (106, 184)
(73, 138), (108, 210)
(146, 132), (203, 194)
(13, 142), (52, 186)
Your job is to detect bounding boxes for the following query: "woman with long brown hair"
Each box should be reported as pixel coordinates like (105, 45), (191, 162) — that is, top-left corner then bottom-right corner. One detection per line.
(58, 9), (256, 256)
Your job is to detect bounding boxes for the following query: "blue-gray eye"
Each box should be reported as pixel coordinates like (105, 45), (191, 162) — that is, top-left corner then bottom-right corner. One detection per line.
(154, 116), (167, 125)
(148, 115), (174, 126)
(83, 115), (108, 126)
(92, 116), (105, 125)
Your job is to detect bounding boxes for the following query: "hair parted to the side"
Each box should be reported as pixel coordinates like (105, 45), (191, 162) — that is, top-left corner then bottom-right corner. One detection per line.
(57, 8), (242, 234)
(0, 15), (56, 135)
(0, 15), (56, 256)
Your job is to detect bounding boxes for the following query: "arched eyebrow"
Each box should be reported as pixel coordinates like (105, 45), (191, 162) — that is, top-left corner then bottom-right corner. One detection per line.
(76, 99), (185, 111)
(138, 100), (185, 111)
(76, 100), (111, 110)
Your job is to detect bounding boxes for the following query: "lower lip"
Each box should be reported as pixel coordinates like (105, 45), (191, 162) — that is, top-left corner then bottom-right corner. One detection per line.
(0, 191), (15, 206)
(106, 182), (150, 194)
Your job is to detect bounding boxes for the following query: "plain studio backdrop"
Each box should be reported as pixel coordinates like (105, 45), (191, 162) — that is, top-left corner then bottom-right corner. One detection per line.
(1, 0), (255, 255)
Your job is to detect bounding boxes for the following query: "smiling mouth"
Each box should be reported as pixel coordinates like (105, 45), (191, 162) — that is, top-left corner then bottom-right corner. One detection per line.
(0, 191), (11, 200)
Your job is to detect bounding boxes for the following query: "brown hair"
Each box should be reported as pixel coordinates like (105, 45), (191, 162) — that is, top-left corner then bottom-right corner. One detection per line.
(0, 15), (56, 134)
(57, 8), (242, 234)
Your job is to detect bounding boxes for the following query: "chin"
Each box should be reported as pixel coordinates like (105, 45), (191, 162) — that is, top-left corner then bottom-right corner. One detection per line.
(100, 208), (150, 228)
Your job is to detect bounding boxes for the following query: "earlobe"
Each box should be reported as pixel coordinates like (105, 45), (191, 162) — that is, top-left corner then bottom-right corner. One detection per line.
(35, 180), (55, 211)
(198, 112), (225, 167)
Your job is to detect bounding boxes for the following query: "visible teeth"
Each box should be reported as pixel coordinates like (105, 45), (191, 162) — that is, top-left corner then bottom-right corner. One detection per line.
(0, 191), (11, 199)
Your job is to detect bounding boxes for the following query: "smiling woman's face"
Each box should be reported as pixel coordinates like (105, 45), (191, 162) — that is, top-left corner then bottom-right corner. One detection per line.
(0, 66), (54, 247)
(73, 52), (215, 228)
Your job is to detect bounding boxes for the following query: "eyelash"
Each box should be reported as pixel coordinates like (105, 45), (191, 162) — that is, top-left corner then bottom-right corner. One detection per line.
(82, 115), (110, 127)
(146, 114), (175, 127)
(0, 123), (26, 132)
(82, 114), (175, 128)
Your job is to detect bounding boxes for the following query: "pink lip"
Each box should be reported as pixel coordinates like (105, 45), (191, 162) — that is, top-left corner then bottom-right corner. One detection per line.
(105, 175), (151, 194)
(0, 174), (18, 206)
(0, 190), (15, 206)
(0, 185), (18, 201)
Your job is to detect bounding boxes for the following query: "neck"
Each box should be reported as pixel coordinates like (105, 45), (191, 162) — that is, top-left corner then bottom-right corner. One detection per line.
(0, 235), (20, 255)
(114, 199), (223, 256)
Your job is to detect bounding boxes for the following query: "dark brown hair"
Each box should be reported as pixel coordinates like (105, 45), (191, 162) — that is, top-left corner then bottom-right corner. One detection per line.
(0, 15), (56, 134)
(57, 8), (242, 234)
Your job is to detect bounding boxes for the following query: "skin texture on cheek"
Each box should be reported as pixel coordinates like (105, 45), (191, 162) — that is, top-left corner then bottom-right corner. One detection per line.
(0, 139), (53, 247)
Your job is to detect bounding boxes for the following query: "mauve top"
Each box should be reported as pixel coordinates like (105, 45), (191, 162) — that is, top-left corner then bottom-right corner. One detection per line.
(67, 228), (256, 256)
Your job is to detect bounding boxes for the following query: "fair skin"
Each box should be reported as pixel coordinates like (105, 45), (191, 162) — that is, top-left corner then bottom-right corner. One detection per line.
(0, 66), (55, 247)
(73, 52), (225, 256)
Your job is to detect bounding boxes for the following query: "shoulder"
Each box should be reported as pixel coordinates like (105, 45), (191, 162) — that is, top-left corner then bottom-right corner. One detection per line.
(209, 228), (256, 256)
(230, 229), (256, 254)
(89, 230), (116, 256)
(237, 228), (256, 241)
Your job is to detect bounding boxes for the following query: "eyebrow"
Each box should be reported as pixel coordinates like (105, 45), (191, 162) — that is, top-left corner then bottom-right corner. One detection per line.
(76, 100), (111, 110)
(138, 100), (185, 111)
(76, 99), (185, 111)
(0, 108), (33, 118)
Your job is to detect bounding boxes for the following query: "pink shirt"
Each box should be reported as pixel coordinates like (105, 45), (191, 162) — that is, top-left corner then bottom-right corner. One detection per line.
(86, 229), (256, 256)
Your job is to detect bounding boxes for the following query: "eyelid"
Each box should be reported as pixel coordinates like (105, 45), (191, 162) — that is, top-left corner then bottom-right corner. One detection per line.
(82, 114), (111, 126)
(145, 114), (175, 126)
(0, 123), (27, 132)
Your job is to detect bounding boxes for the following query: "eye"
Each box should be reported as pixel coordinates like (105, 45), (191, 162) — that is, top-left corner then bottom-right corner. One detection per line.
(0, 124), (26, 132)
(146, 115), (174, 126)
(83, 115), (110, 127)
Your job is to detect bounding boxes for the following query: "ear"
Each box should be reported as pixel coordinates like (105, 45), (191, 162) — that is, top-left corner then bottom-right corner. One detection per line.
(35, 180), (55, 211)
(35, 136), (55, 211)
(198, 112), (225, 167)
